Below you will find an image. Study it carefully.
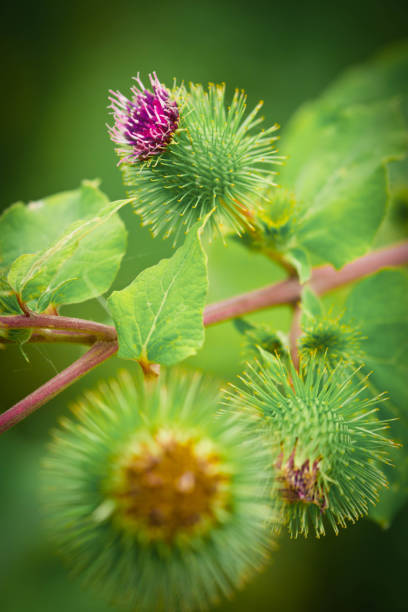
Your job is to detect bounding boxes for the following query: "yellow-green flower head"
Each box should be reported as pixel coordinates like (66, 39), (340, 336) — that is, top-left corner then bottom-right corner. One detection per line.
(259, 187), (297, 229)
(299, 315), (364, 368)
(109, 75), (281, 242)
(225, 352), (395, 538)
(43, 369), (273, 611)
(236, 187), (301, 255)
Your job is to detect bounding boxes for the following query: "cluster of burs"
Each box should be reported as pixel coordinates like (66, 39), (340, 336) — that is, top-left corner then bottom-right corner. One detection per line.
(43, 73), (395, 611)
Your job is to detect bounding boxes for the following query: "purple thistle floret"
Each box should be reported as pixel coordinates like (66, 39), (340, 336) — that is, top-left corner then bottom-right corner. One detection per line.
(108, 72), (179, 164)
(276, 443), (327, 511)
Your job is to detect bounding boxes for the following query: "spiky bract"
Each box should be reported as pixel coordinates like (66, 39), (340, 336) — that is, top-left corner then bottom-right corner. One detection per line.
(299, 315), (364, 368)
(233, 318), (289, 362)
(113, 79), (280, 242)
(43, 369), (273, 611)
(237, 187), (299, 253)
(225, 353), (394, 538)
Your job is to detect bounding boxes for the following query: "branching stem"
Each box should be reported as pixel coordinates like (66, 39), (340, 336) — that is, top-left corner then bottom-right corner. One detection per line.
(0, 240), (407, 433)
(203, 241), (408, 324)
(0, 313), (116, 340)
(0, 341), (118, 433)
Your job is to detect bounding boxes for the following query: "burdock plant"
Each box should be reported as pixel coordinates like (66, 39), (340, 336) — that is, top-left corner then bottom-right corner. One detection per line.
(1, 45), (408, 611)
(225, 353), (395, 537)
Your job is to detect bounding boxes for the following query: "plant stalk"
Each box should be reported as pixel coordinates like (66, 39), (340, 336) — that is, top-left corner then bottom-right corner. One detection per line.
(0, 341), (118, 434)
(0, 313), (116, 340)
(1, 241), (407, 433)
(203, 241), (408, 324)
(2, 243), (407, 336)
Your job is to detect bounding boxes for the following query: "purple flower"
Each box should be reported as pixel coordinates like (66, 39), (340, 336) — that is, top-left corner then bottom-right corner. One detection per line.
(108, 72), (179, 163)
(276, 443), (327, 511)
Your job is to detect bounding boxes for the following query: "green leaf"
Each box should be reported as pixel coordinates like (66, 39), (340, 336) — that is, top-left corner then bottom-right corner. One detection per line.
(319, 44), (408, 248)
(107, 222), (208, 367)
(0, 323), (32, 350)
(344, 269), (408, 527)
(285, 247), (310, 283)
(0, 181), (129, 312)
(0, 277), (22, 314)
(300, 287), (323, 326)
(281, 100), (407, 269)
(233, 318), (256, 336)
(1, 181), (107, 270)
(282, 44), (408, 187)
(374, 157), (408, 247)
(320, 42), (408, 121)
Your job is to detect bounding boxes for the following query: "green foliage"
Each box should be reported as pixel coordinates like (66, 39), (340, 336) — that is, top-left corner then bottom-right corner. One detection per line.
(300, 287), (323, 324)
(42, 368), (273, 611)
(280, 100), (407, 268)
(234, 44), (408, 274)
(329, 44), (408, 246)
(2, 41), (408, 612)
(285, 248), (311, 283)
(0, 277), (22, 314)
(376, 156), (408, 246)
(108, 221), (208, 367)
(344, 269), (408, 527)
(226, 353), (394, 538)
(0, 181), (128, 312)
(320, 42), (408, 120)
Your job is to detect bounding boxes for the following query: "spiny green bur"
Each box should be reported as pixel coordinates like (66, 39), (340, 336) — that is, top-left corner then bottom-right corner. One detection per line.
(119, 83), (280, 242)
(299, 315), (364, 369)
(42, 369), (273, 611)
(226, 353), (395, 538)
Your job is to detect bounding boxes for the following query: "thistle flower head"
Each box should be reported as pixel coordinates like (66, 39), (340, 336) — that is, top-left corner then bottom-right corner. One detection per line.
(238, 187), (300, 253)
(43, 369), (273, 611)
(110, 427), (231, 542)
(234, 318), (289, 362)
(109, 76), (281, 241)
(299, 315), (364, 368)
(259, 187), (297, 229)
(225, 353), (394, 538)
(108, 72), (179, 162)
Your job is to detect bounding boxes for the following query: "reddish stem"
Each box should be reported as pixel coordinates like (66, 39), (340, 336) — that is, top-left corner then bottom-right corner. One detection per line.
(16, 294), (30, 316)
(0, 341), (118, 434)
(309, 242), (408, 294)
(2, 243), (407, 335)
(203, 276), (300, 325)
(27, 330), (98, 345)
(0, 241), (407, 433)
(204, 242), (408, 325)
(0, 313), (116, 340)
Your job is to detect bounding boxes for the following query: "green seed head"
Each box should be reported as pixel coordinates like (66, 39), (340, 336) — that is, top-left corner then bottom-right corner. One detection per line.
(42, 369), (274, 611)
(236, 187), (300, 254)
(117, 81), (281, 242)
(234, 318), (289, 362)
(299, 315), (364, 368)
(259, 187), (297, 229)
(225, 353), (395, 538)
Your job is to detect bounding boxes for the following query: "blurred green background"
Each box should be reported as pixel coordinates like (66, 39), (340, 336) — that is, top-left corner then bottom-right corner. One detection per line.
(1, 1), (408, 610)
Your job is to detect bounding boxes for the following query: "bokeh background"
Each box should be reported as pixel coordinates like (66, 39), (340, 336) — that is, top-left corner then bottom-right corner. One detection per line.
(1, 1), (408, 610)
